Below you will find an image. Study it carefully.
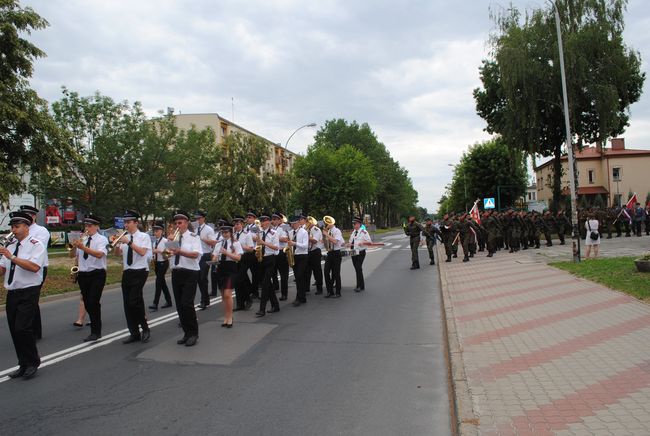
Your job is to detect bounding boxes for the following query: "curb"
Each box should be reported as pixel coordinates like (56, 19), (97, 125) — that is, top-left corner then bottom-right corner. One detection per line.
(436, 245), (479, 436)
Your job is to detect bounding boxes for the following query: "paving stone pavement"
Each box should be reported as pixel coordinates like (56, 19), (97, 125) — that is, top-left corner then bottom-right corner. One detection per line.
(438, 245), (650, 436)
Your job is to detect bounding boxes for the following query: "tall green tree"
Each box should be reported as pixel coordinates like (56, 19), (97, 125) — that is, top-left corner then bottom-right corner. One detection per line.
(474, 0), (644, 210)
(0, 0), (63, 201)
(438, 139), (527, 213)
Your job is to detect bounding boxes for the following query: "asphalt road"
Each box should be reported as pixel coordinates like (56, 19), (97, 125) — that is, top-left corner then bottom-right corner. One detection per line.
(0, 233), (451, 436)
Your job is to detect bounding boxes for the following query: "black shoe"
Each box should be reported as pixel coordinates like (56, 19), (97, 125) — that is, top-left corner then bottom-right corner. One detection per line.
(122, 335), (141, 344)
(226, 322), (233, 329)
(185, 336), (198, 347)
(267, 307), (280, 313)
(292, 300), (301, 307)
(354, 288), (361, 292)
(430, 260), (435, 265)
(446, 256), (451, 263)
(199, 303), (209, 310)
(245, 300), (253, 310)
(141, 329), (151, 343)
(7, 367), (25, 379)
(324, 293), (333, 298)
(315, 291), (323, 295)
(452, 254), (458, 258)
(161, 302), (172, 309)
(410, 266), (417, 270)
(22, 366), (38, 380)
(177, 336), (188, 345)
(279, 296), (288, 301)
(73, 322), (83, 327)
(463, 257), (469, 262)
(487, 253), (493, 258)
(221, 322), (228, 327)
(83, 334), (100, 342)
(148, 305), (158, 311)
(254, 311), (265, 318)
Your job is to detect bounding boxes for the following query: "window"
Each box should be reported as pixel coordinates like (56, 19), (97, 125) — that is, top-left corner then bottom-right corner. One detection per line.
(612, 167), (621, 181)
(220, 123), (228, 137)
(614, 194), (622, 207)
(588, 169), (594, 184)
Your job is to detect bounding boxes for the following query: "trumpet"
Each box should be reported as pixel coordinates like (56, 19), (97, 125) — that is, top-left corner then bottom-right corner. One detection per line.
(108, 229), (129, 251)
(0, 232), (15, 247)
(162, 228), (181, 260)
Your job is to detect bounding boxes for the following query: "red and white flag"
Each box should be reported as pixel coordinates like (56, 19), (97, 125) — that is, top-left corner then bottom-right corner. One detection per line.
(625, 193), (638, 210)
(469, 200), (481, 225)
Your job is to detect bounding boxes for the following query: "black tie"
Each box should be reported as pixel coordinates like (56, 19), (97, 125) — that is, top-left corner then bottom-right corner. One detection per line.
(198, 225), (202, 237)
(83, 236), (92, 260)
(235, 231), (241, 241)
(155, 237), (162, 261)
(262, 230), (267, 256)
(127, 235), (134, 266)
(175, 235), (182, 266)
(220, 240), (228, 262)
(352, 230), (357, 249)
(7, 241), (20, 285)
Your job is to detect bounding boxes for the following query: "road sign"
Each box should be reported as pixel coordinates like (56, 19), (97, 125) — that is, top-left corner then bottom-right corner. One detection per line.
(484, 198), (496, 209)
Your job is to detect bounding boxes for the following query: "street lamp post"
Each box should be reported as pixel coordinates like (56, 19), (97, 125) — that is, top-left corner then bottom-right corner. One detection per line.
(549, 0), (580, 263)
(285, 123), (317, 152)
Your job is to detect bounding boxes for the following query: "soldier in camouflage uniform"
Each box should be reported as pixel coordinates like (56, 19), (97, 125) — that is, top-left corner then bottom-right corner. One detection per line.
(542, 210), (555, 246)
(556, 210), (570, 245)
(458, 214), (472, 262)
(508, 210), (521, 253)
(596, 207), (607, 238)
(422, 218), (442, 265)
(404, 215), (423, 270)
(483, 211), (498, 257)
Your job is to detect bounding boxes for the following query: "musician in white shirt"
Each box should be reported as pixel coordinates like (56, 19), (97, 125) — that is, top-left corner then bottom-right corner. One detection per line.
(323, 216), (344, 298)
(69, 214), (108, 341)
(168, 210), (202, 347)
(0, 211), (46, 380)
(113, 210), (153, 344)
(287, 215), (309, 305)
(194, 210), (217, 309)
(272, 212), (290, 300)
(348, 216), (372, 292)
(212, 223), (242, 328)
(149, 221), (172, 311)
(307, 217), (324, 295)
(254, 213), (281, 317)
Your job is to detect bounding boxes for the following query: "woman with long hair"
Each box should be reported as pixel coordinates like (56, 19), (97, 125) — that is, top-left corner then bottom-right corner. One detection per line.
(212, 222), (242, 327)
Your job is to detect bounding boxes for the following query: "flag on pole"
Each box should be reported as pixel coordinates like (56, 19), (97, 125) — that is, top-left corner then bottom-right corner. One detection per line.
(625, 193), (638, 210)
(469, 199), (481, 225)
(622, 208), (632, 224)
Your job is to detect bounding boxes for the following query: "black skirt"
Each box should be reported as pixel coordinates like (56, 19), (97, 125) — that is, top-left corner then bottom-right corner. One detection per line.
(216, 261), (238, 290)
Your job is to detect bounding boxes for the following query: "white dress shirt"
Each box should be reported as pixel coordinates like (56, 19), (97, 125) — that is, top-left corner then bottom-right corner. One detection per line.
(292, 227), (309, 255)
(196, 223), (216, 254)
(152, 236), (168, 262)
(274, 225), (288, 249)
(235, 229), (254, 252)
(170, 229), (201, 271)
(1, 236), (46, 290)
(260, 227), (279, 256)
(76, 233), (108, 272)
(309, 226), (323, 251)
(29, 222), (50, 267)
(212, 239), (243, 262)
(328, 227), (345, 251)
(119, 230), (152, 271)
(349, 228), (372, 252)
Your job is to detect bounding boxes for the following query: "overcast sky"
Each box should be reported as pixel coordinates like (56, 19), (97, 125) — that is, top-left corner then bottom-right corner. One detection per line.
(24, 0), (650, 212)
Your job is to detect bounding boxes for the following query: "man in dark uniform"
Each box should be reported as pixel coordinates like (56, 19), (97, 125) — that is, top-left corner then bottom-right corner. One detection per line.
(404, 215), (423, 269)
(542, 211), (554, 246)
(458, 214), (472, 262)
(422, 218), (441, 265)
(556, 210), (570, 245)
(483, 211), (498, 257)
(645, 204), (650, 236)
(440, 214), (454, 263)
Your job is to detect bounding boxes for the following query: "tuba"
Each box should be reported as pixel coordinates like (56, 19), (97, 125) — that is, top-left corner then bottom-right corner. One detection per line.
(322, 216), (335, 252)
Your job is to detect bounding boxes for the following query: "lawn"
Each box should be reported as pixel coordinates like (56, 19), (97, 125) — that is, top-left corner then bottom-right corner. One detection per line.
(1, 261), (124, 306)
(550, 256), (650, 302)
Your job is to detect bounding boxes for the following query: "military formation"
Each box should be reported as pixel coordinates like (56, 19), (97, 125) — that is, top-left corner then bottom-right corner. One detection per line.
(435, 203), (650, 263)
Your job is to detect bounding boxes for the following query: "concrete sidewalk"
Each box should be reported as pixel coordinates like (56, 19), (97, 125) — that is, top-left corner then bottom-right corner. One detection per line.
(438, 247), (650, 435)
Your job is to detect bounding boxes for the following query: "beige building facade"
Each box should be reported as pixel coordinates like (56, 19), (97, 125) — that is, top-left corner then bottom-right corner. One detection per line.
(535, 138), (650, 207)
(173, 113), (297, 176)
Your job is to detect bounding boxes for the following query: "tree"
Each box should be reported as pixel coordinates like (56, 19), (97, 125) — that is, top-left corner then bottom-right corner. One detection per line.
(0, 0), (63, 201)
(308, 119), (418, 227)
(293, 144), (376, 224)
(439, 139), (527, 213)
(474, 0), (644, 210)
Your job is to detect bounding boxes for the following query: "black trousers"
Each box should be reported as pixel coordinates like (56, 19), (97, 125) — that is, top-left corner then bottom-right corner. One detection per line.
(259, 256), (279, 313)
(351, 250), (366, 290)
(32, 266), (46, 339)
(293, 254), (309, 302)
(210, 264), (219, 296)
(153, 261), (172, 306)
(6, 286), (41, 368)
(410, 237), (420, 266)
(634, 221), (642, 236)
(197, 253), (212, 305)
(172, 268), (199, 337)
(307, 248), (323, 292)
(241, 252), (260, 298)
(121, 269), (149, 337)
(324, 250), (342, 294)
(275, 250), (289, 298)
(235, 262), (249, 309)
(426, 239), (435, 261)
(78, 269), (106, 336)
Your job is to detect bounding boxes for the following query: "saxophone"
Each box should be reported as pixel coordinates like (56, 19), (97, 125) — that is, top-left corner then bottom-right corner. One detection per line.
(284, 244), (295, 268)
(70, 231), (89, 283)
(255, 234), (264, 263)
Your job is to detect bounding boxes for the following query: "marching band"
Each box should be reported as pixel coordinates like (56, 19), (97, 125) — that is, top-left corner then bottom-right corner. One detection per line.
(0, 207), (379, 379)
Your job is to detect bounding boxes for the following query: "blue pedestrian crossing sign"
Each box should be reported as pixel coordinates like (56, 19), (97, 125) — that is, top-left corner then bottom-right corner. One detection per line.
(484, 198), (496, 209)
